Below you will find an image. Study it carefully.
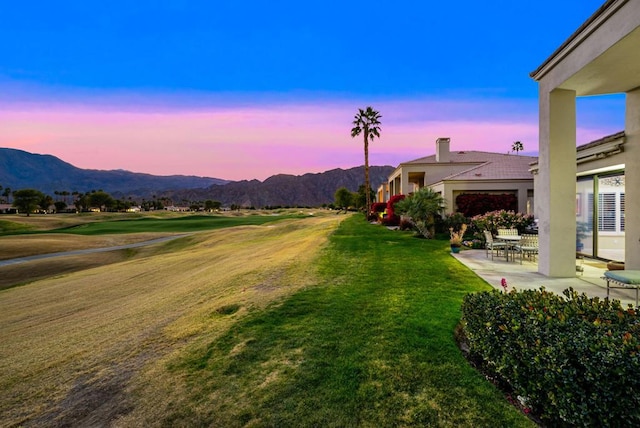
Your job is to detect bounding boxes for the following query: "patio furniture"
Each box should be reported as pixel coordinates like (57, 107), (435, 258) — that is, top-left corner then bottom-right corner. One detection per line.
(483, 230), (506, 260)
(603, 270), (640, 307)
(514, 234), (539, 264)
(497, 228), (519, 236)
(495, 233), (522, 262)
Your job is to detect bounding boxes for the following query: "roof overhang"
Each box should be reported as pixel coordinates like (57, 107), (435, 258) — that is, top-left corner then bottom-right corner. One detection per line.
(531, 0), (640, 96)
(529, 132), (625, 173)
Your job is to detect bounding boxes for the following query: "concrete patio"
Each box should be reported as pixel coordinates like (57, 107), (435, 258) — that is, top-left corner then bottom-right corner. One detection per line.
(452, 248), (638, 308)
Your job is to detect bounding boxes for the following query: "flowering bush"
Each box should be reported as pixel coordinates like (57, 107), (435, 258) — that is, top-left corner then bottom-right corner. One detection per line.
(368, 202), (387, 222)
(470, 210), (533, 237)
(461, 287), (640, 426)
(381, 194), (405, 226)
(462, 239), (483, 249)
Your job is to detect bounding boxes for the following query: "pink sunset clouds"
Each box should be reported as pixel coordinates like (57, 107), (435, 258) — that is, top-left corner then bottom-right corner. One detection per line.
(0, 95), (624, 181)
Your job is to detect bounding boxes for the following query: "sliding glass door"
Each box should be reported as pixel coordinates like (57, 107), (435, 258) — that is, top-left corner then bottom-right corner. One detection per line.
(576, 172), (625, 261)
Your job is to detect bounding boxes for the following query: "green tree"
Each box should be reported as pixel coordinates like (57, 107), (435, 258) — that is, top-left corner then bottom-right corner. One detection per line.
(394, 187), (445, 238)
(511, 140), (523, 155)
(204, 200), (222, 211)
(54, 201), (68, 212)
(89, 191), (115, 211)
(354, 184), (376, 212)
(334, 187), (353, 211)
(75, 193), (90, 212)
(12, 189), (45, 216)
(39, 194), (54, 212)
(351, 106), (382, 215)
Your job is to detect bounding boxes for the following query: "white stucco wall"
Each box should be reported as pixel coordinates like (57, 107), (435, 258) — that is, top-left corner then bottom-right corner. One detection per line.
(532, 0), (640, 275)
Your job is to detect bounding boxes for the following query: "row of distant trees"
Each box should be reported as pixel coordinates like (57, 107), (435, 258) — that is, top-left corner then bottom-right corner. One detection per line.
(0, 186), (229, 216)
(2, 184), (361, 216)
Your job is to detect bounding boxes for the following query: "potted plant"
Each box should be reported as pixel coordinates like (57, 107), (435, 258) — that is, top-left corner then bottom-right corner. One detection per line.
(449, 223), (467, 254)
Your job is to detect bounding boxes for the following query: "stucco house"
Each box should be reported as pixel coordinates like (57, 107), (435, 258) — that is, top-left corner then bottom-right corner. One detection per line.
(380, 137), (537, 215)
(531, 131), (625, 262)
(530, 0), (639, 276)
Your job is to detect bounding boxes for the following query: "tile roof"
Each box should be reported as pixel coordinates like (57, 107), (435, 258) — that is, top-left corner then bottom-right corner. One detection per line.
(404, 151), (538, 184)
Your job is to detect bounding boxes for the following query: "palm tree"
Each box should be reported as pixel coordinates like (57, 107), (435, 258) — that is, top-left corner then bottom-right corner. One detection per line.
(511, 141), (524, 155)
(3, 187), (11, 203)
(394, 187), (445, 239)
(351, 106), (382, 215)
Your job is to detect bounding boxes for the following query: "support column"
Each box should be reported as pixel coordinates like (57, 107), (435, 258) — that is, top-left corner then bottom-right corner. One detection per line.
(537, 88), (577, 277)
(518, 186), (528, 214)
(625, 88), (640, 269)
(401, 171), (409, 195)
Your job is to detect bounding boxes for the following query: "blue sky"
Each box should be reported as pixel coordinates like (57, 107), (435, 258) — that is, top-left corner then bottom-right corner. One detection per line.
(0, 0), (625, 180)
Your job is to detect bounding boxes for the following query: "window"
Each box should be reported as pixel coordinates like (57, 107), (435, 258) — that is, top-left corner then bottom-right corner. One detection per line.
(621, 193), (625, 231)
(598, 193), (616, 232)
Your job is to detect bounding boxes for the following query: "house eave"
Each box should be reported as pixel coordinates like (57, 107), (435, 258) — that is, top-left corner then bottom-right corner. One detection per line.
(529, 131), (625, 174)
(530, 0), (626, 81)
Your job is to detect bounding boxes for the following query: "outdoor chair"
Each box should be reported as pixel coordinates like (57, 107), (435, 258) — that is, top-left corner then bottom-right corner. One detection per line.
(514, 234), (539, 264)
(483, 230), (506, 260)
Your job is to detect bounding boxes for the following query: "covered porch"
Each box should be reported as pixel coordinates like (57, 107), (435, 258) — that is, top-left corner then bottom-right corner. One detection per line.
(531, 0), (640, 277)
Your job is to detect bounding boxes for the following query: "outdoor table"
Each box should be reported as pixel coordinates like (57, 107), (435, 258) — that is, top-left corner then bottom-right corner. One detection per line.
(496, 235), (521, 262)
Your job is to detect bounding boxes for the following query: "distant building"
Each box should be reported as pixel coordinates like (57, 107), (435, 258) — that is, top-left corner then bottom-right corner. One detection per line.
(164, 205), (191, 212)
(0, 203), (18, 214)
(380, 138), (537, 215)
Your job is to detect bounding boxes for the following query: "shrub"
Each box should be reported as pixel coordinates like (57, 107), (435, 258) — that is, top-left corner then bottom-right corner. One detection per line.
(398, 216), (414, 231)
(393, 188), (444, 238)
(461, 287), (640, 426)
(381, 194), (405, 226)
(369, 202), (387, 222)
(444, 212), (468, 233)
(470, 210), (533, 237)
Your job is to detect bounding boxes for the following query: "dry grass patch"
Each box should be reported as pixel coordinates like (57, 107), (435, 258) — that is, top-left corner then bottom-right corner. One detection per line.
(0, 251), (137, 290)
(0, 232), (175, 261)
(0, 215), (344, 427)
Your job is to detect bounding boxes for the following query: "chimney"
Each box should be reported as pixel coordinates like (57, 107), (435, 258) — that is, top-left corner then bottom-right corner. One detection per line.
(436, 137), (450, 162)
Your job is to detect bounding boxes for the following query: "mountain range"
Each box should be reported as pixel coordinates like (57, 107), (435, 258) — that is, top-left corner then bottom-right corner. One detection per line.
(0, 148), (394, 207)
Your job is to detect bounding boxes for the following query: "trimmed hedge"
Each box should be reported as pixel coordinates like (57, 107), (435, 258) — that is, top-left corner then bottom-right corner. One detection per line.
(461, 287), (640, 427)
(456, 193), (518, 217)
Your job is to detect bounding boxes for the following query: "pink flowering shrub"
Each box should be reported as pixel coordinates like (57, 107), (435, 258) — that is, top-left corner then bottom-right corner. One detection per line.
(470, 210), (533, 236)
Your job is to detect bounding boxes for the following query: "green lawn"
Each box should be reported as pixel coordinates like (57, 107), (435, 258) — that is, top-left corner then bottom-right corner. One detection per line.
(162, 215), (535, 427)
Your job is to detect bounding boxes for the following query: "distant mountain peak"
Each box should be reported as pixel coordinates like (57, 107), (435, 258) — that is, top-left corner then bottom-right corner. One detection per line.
(0, 147), (395, 207)
(0, 147), (229, 197)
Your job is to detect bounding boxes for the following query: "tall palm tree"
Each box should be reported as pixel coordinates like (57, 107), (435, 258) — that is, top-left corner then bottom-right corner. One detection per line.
(351, 106), (382, 215)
